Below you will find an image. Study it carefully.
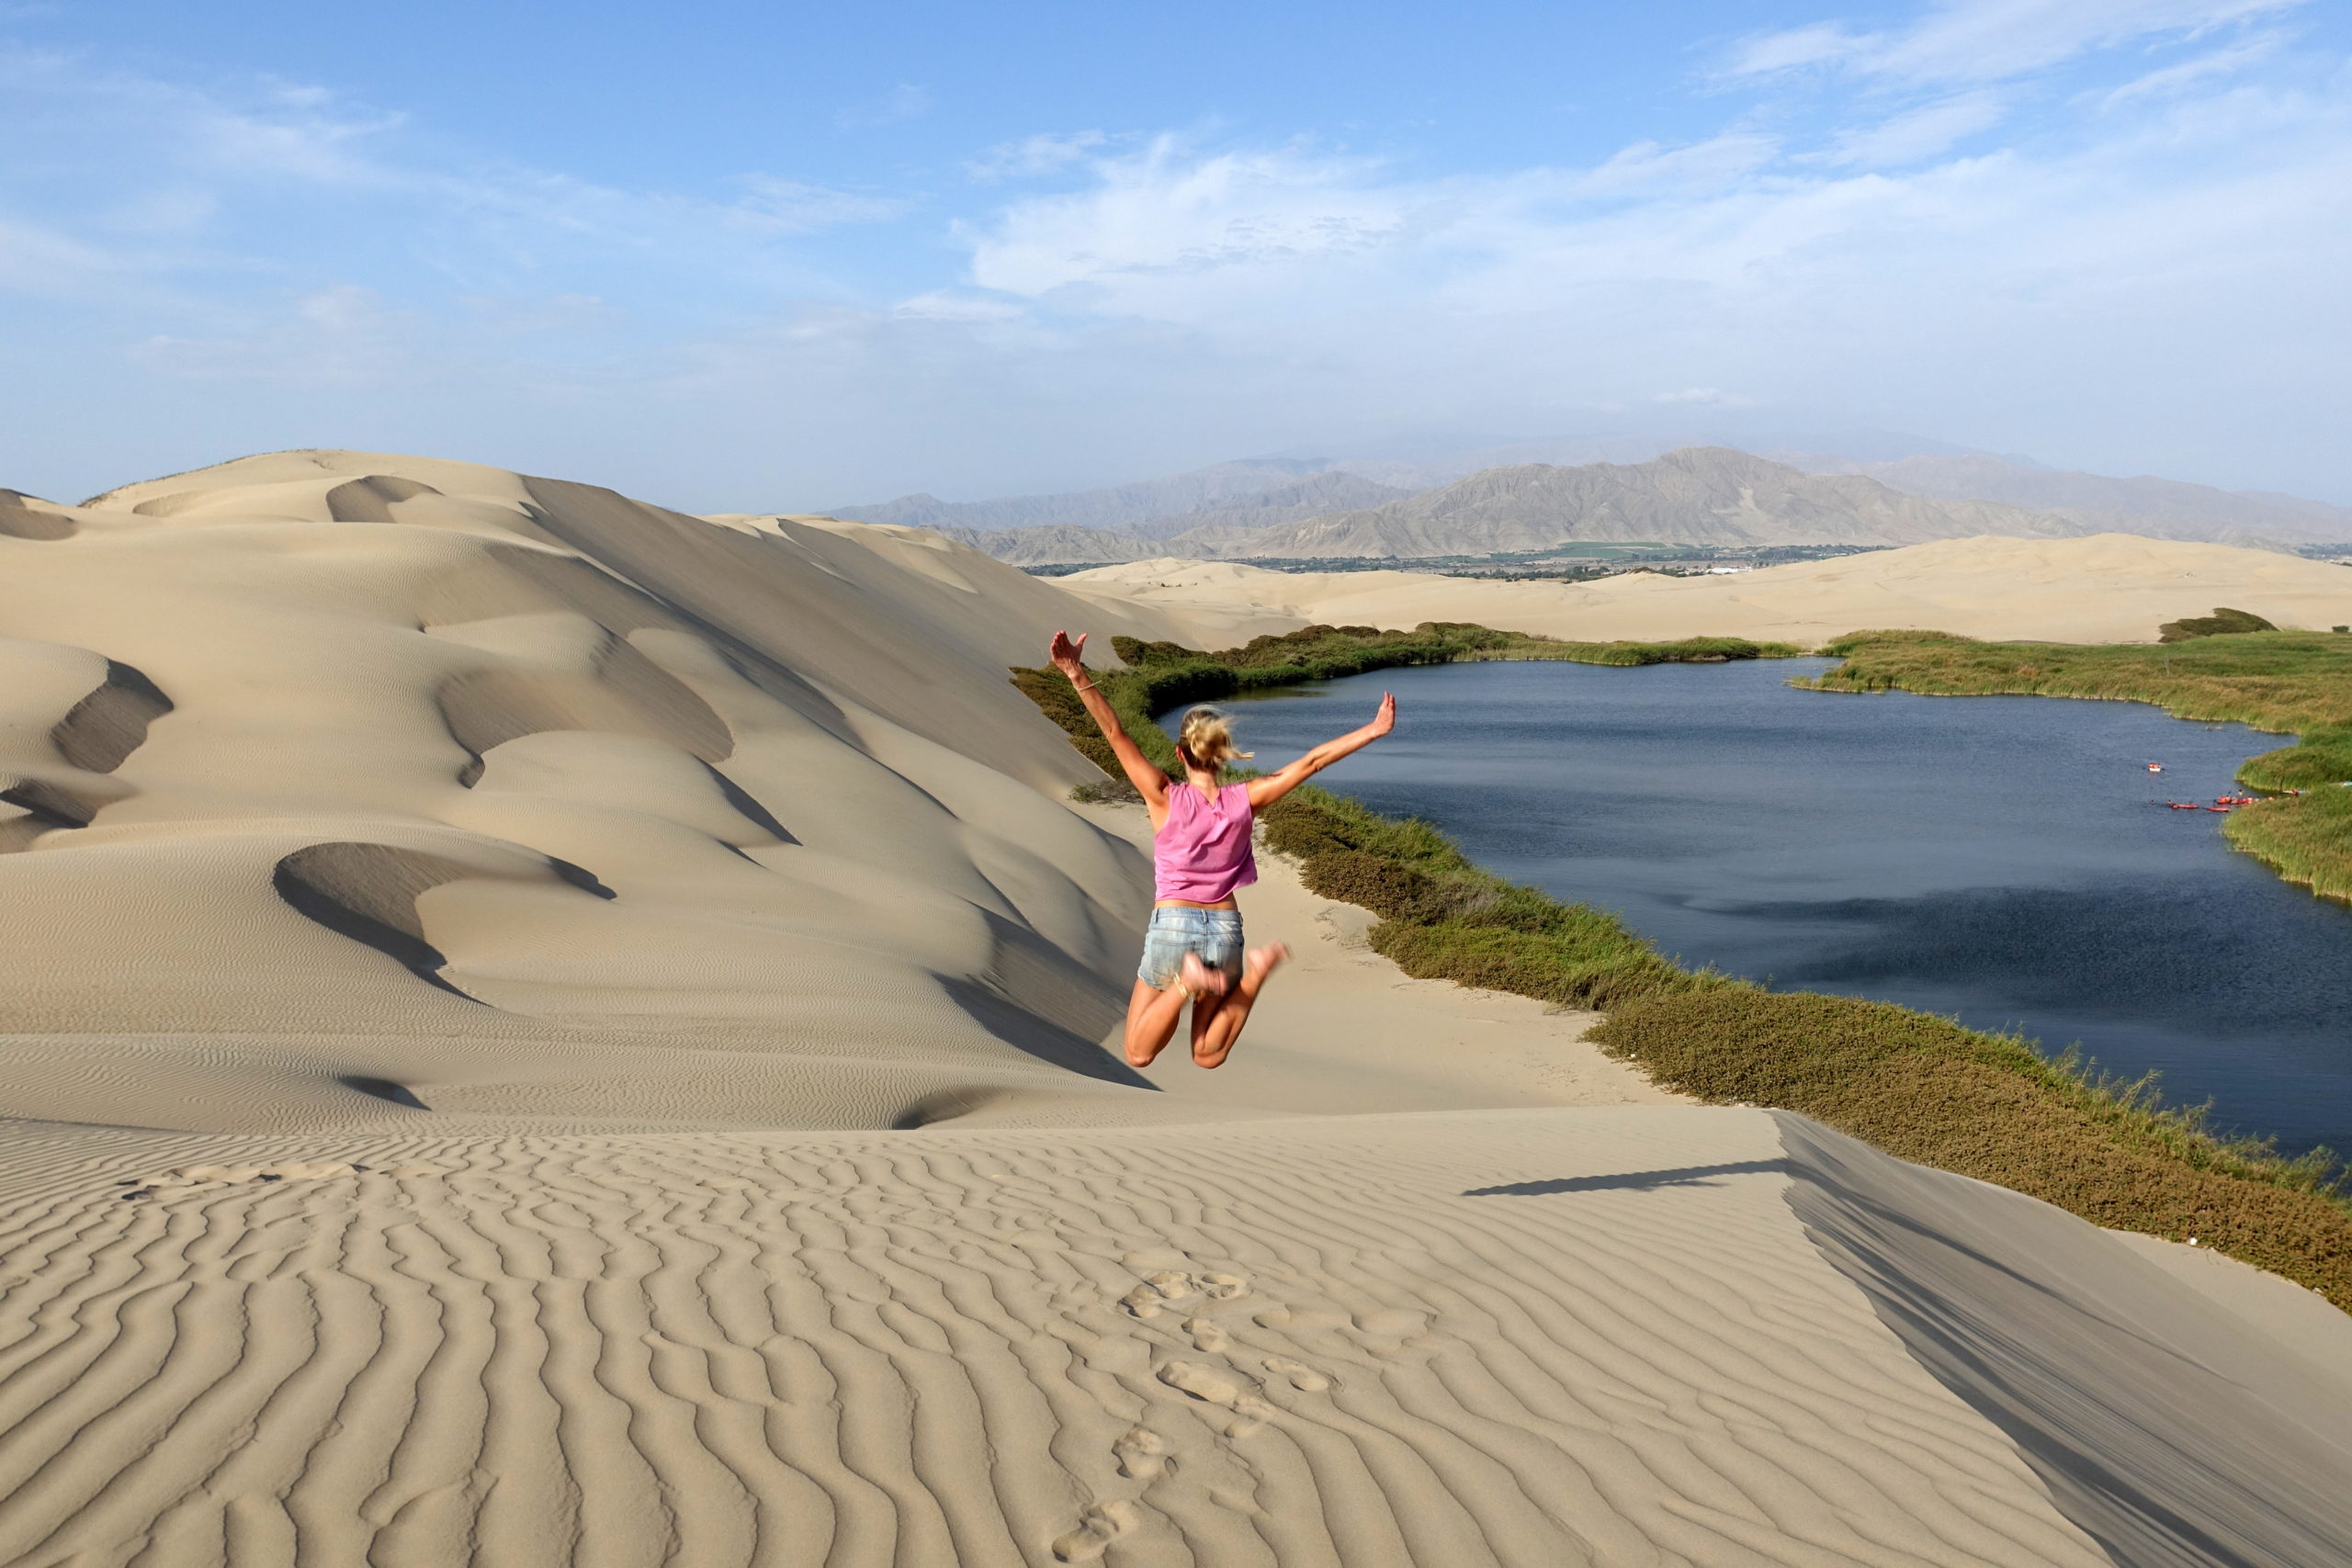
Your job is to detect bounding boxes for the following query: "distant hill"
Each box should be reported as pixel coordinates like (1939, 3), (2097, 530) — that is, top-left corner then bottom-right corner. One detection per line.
(819, 438), (2350, 567)
(1129, 469), (1413, 538)
(928, 523), (1160, 567)
(821, 430), (1970, 536)
(1180, 447), (2081, 558)
(1770, 452), (2352, 547)
(829, 457), (1331, 534)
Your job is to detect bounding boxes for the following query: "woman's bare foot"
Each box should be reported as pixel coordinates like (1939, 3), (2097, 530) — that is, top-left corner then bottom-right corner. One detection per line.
(1248, 942), (1289, 980)
(1180, 951), (1227, 999)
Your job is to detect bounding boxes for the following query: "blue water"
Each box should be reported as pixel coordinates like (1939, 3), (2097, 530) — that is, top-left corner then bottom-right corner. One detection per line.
(1226, 659), (2352, 1156)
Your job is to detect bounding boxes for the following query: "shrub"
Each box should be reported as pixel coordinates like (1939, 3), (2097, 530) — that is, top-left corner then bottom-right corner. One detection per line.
(1258, 793), (1360, 859)
(1590, 988), (2352, 1308)
(2239, 728), (2352, 791)
(2159, 606), (2278, 642)
(2226, 787), (2352, 904)
(1371, 920), (1699, 1010)
(1301, 851), (1438, 920)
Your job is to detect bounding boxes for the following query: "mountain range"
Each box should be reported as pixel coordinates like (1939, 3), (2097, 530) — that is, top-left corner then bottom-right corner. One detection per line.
(821, 436), (2352, 565)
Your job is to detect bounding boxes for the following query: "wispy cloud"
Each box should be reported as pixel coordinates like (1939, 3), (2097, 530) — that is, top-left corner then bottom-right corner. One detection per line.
(727, 176), (908, 234)
(966, 130), (1110, 181)
(836, 83), (929, 129)
(2094, 30), (2285, 108)
(1724, 0), (2307, 84)
(0, 46), (907, 317)
(1816, 91), (2009, 165)
(1654, 387), (1753, 406)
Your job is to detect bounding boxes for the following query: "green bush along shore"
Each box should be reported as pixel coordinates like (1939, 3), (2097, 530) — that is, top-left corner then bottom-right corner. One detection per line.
(1800, 628), (2352, 902)
(1012, 623), (2352, 1310)
(1012, 622), (1797, 784)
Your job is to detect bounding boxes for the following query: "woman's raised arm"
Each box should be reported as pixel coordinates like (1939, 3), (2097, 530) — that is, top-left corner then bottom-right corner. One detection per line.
(1048, 631), (1170, 807)
(1245, 692), (1396, 810)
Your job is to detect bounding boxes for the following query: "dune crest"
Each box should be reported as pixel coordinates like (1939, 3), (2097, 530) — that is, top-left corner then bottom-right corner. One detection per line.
(1065, 534), (2352, 647)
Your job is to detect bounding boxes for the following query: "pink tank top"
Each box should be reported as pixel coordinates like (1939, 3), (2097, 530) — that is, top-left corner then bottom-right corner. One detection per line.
(1153, 783), (1258, 903)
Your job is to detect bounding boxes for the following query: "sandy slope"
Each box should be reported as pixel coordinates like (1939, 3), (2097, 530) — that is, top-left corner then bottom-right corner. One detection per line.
(2, 454), (2348, 1565)
(1062, 534), (2352, 647)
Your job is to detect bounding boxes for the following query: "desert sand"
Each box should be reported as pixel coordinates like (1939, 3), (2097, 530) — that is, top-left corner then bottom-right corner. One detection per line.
(1062, 534), (2352, 648)
(2, 453), (2347, 1565)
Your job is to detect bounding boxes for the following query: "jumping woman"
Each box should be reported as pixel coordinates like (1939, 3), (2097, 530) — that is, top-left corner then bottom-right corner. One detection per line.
(1048, 630), (1396, 1069)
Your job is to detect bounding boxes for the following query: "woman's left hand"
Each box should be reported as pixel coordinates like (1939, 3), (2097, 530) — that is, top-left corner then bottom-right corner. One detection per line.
(1368, 692), (1396, 738)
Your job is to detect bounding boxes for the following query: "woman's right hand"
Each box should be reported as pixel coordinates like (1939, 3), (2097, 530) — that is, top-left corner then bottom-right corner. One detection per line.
(1368, 692), (1396, 738)
(1049, 629), (1090, 680)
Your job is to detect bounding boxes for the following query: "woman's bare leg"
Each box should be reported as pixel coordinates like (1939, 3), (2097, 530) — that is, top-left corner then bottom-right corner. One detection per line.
(1124, 978), (1189, 1067)
(1191, 943), (1288, 1068)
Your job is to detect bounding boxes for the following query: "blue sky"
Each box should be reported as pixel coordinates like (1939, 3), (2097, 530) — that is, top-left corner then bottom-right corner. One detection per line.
(4, 0), (2347, 507)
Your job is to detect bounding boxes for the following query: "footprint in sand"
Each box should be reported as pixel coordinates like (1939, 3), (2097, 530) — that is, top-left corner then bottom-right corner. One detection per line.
(1183, 1315), (1230, 1354)
(1156, 1359), (1243, 1404)
(1225, 1395), (1274, 1439)
(1261, 1356), (1331, 1392)
(1113, 1427), (1165, 1480)
(1121, 1269), (1198, 1319)
(1051, 1500), (1137, 1562)
(121, 1161), (368, 1200)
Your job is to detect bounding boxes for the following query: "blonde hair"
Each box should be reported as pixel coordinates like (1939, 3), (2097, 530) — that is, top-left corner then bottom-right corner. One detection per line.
(1177, 706), (1251, 772)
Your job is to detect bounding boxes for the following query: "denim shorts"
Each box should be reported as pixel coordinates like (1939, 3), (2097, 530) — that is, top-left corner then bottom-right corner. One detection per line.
(1137, 907), (1244, 990)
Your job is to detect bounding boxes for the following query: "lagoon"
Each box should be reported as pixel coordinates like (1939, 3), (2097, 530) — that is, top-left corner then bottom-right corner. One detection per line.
(1231, 658), (2352, 1157)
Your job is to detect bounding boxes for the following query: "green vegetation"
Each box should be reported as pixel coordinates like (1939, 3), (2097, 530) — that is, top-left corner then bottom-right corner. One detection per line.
(1798, 627), (2352, 902)
(2159, 605), (2278, 642)
(1261, 787), (1709, 1010)
(1011, 622), (1798, 781)
(1012, 620), (2352, 1309)
(1588, 992), (2352, 1303)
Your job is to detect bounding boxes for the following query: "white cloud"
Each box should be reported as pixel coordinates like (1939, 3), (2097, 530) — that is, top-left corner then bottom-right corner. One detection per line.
(892, 289), (1027, 322)
(2095, 31), (2284, 108)
(130, 285), (415, 384)
(1818, 91), (2009, 165)
(1727, 0), (2305, 84)
(836, 83), (929, 129)
(936, 52), (2350, 503)
(1574, 132), (1782, 194)
(1654, 388), (1753, 406)
(967, 130), (1110, 181)
(727, 176), (906, 234)
(968, 138), (1414, 306)
(0, 49), (903, 310)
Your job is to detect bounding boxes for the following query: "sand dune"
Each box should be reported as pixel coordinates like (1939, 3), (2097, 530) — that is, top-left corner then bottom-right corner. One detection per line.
(1064, 534), (2352, 647)
(3, 451), (2347, 1564)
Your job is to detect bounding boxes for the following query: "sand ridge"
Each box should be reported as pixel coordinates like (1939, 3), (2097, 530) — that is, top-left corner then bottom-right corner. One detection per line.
(2, 451), (2347, 1563)
(1063, 534), (2352, 647)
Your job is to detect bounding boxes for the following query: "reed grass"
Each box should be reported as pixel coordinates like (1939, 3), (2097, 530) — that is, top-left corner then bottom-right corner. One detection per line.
(2226, 788), (2352, 904)
(1800, 627), (2352, 901)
